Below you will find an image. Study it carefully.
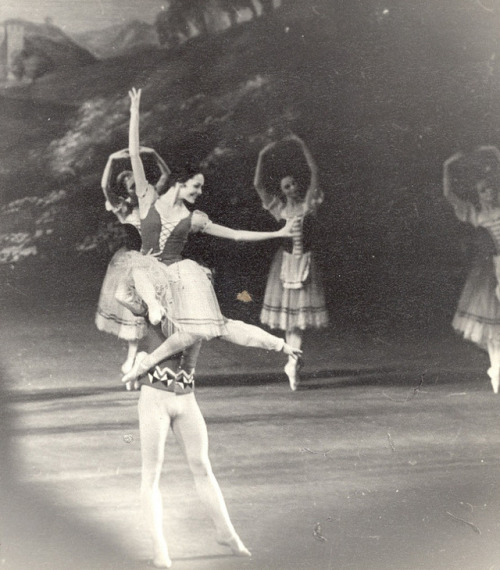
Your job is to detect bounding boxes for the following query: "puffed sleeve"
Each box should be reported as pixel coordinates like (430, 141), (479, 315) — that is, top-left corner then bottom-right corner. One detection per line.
(264, 195), (284, 221)
(451, 199), (479, 227)
(191, 210), (213, 233)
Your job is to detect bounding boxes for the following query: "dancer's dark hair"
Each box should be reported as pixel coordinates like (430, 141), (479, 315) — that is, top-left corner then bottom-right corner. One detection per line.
(167, 163), (203, 188)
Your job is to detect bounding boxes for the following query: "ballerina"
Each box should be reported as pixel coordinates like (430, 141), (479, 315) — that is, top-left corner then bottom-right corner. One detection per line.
(120, 87), (301, 385)
(444, 146), (500, 393)
(253, 134), (329, 390)
(95, 148), (170, 374)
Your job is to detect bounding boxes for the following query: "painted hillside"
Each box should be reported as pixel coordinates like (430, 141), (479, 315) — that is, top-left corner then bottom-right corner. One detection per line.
(0, 0), (498, 325)
(72, 20), (160, 59)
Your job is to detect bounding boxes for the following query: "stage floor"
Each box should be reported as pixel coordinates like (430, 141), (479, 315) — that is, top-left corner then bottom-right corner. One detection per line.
(1, 302), (500, 570)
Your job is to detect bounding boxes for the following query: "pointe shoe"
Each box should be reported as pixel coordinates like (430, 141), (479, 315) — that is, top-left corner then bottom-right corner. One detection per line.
(124, 380), (141, 391)
(121, 351), (150, 384)
(284, 356), (304, 391)
(151, 538), (171, 567)
(217, 535), (251, 557)
(152, 552), (172, 568)
(487, 367), (500, 394)
(285, 361), (299, 391)
(121, 358), (135, 375)
(148, 303), (166, 326)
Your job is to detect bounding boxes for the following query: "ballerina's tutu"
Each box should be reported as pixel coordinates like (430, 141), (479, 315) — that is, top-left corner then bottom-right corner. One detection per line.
(452, 255), (500, 348)
(95, 248), (149, 341)
(261, 247), (329, 331)
(122, 254), (228, 340)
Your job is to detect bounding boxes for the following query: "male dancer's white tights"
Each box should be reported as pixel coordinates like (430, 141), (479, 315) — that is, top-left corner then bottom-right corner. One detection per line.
(138, 388), (245, 567)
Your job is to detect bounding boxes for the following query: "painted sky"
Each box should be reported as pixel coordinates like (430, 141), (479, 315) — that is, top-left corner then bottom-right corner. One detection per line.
(0, 0), (168, 33)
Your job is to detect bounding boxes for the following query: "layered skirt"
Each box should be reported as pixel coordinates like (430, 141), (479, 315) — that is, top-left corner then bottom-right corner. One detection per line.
(261, 247), (329, 331)
(95, 249), (148, 341)
(452, 255), (500, 349)
(122, 254), (227, 340)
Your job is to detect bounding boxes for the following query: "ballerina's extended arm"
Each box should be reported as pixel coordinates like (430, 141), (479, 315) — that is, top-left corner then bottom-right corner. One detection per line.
(128, 88), (157, 219)
(204, 218), (295, 242)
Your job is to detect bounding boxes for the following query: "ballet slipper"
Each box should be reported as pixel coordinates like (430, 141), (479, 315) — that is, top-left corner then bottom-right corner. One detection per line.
(121, 358), (135, 375)
(152, 551), (172, 568)
(217, 534), (251, 557)
(284, 354), (304, 391)
(488, 367), (499, 394)
(124, 380), (141, 391)
(151, 537), (172, 567)
(147, 303), (166, 326)
(121, 351), (151, 384)
(284, 360), (300, 391)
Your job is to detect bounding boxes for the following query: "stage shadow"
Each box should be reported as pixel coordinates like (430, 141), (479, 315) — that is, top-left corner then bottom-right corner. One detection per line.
(0, 365), (139, 570)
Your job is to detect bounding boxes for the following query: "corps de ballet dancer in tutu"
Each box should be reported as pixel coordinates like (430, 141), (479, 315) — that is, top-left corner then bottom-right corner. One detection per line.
(95, 148), (170, 374)
(121, 87), (302, 385)
(253, 134), (329, 390)
(444, 147), (500, 393)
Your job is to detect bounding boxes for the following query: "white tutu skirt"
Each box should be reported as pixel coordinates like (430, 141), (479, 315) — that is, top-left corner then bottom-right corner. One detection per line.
(260, 248), (329, 331)
(95, 249), (148, 342)
(452, 255), (500, 349)
(123, 255), (227, 340)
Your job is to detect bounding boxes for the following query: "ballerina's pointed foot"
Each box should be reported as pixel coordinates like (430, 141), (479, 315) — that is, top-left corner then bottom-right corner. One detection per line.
(121, 357), (135, 375)
(284, 360), (300, 391)
(152, 550), (172, 568)
(124, 380), (141, 391)
(217, 534), (251, 557)
(148, 303), (166, 326)
(491, 376), (499, 394)
(121, 351), (150, 384)
(151, 538), (172, 568)
(488, 367), (499, 394)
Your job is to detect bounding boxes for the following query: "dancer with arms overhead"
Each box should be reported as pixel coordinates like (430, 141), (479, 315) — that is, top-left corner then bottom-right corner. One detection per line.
(254, 135), (329, 390)
(444, 147), (500, 393)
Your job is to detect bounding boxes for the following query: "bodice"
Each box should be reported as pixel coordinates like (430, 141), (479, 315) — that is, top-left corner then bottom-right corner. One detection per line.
(140, 204), (210, 265)
(267, 199), (315, 254)
(281, 211), (315, 254)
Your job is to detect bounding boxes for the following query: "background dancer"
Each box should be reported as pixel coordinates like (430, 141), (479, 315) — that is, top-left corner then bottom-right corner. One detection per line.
(444, 147), (500, 393)
(95, 148), (170, 373)
(254, 134), (329, 390)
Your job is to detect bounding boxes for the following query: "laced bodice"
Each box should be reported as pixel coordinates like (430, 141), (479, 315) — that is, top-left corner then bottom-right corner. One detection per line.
(140, 203), (210, 265)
